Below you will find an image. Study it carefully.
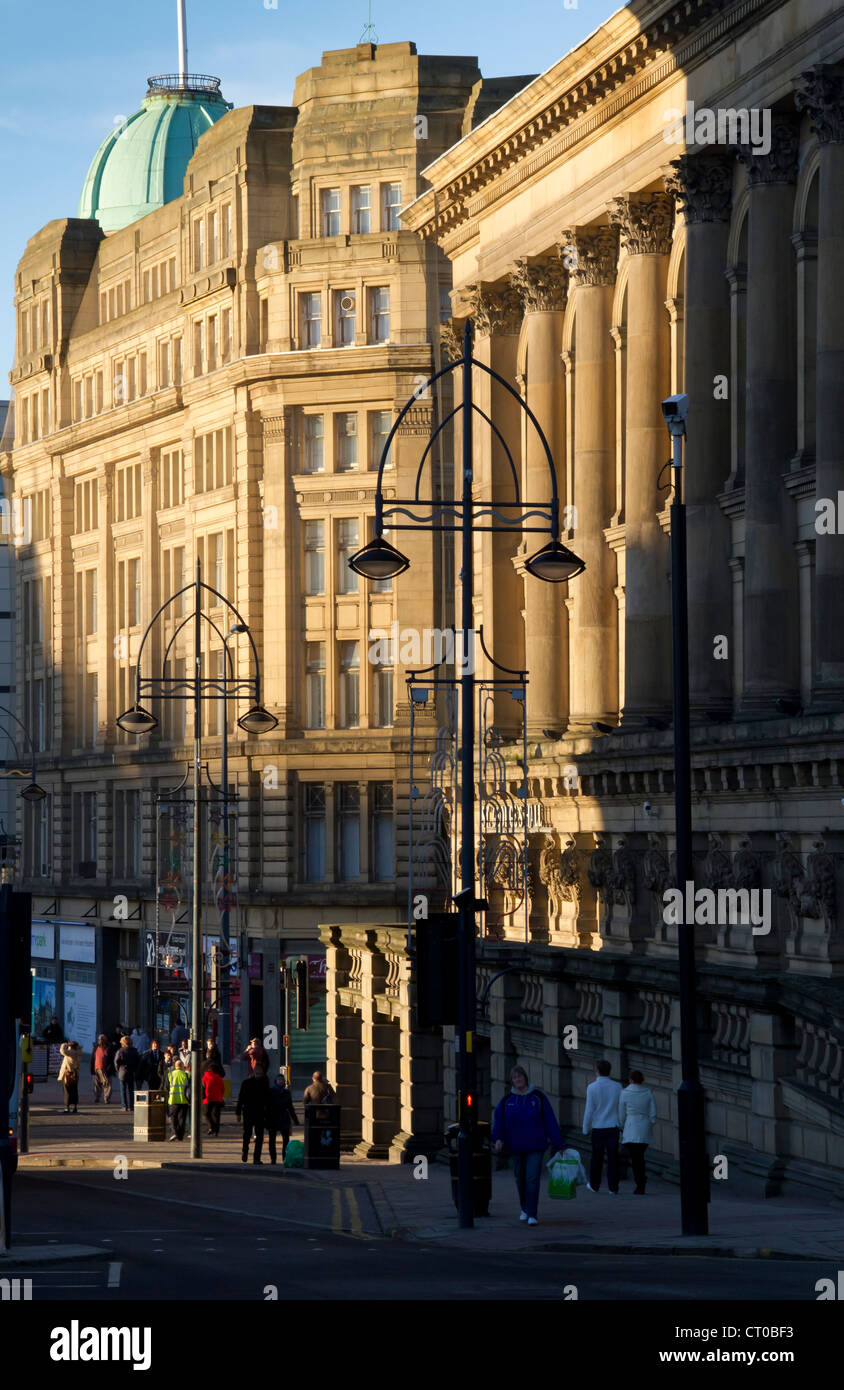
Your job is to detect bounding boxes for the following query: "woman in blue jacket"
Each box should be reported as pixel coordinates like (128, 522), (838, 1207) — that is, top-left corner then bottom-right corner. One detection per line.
(492, 1065), (563, 1225)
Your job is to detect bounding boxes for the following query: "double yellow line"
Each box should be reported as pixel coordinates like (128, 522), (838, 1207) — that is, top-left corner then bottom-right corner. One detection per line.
(331, 1185), (363, 1237)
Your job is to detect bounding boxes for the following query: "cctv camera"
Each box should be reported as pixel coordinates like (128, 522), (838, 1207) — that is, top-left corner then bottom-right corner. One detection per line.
(643, 801), (652, 815)
(661, 393), (689, 435)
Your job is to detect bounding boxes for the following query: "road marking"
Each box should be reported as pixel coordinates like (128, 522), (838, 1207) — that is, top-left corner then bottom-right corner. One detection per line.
(346, 1189), (363, 1237)
(331, 1189), (342, 1235)
(108, 1262), (122, 1288)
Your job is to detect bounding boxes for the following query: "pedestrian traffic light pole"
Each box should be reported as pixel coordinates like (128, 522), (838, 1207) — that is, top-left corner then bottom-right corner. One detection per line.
(349, 320), (585, 1228)
(117, 561), (277, 1159)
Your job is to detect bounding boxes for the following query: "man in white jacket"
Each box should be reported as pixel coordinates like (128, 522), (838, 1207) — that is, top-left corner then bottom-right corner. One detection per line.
(582, 1059), (623, 1193)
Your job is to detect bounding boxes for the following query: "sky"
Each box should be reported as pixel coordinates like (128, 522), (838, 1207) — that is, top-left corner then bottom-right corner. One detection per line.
(0, 0), (616, 378)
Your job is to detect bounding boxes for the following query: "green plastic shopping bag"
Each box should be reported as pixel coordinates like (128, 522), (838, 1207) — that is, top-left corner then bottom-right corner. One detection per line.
(547, 1152), (578, 1199)
(283, 1138), (305, 1169)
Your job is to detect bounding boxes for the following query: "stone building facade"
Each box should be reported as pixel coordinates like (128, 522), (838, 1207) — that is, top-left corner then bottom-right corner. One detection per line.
(1, 43), (528, 1055)
(318, 0), (844, 1195)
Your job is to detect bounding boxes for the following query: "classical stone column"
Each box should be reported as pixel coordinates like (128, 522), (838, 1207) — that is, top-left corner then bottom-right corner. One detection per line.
(562, 226), (619, 730)
(465, 281), (525, 728)
(796, 68), (844, 704)
(609, 192), (674, 723)
(509, 256), (568, 736)
(664, 155), (735, 717)
(736, 118), (801, 709)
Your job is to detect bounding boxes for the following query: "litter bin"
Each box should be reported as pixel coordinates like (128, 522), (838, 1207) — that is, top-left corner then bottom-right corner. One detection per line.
(133, 1089), (167, 1142)
(446, 1121), (492, 1215)
(304, 1103), (341, 1169)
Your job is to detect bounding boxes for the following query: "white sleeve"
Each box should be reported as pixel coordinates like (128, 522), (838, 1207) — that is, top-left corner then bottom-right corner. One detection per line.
(583, 1086), (593, 1133)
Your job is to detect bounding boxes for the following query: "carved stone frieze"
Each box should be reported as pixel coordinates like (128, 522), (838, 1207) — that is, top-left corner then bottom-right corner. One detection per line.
(642, 832), (670, 898)
(538, 833), (581, 916)
(774, 832), (837, 927)
(795, 65), (844, 145)
(608, 192), (674, 256)
(664, 153), (734, 223)
(701, 832), (733, 891)
(439, 319), (464, 362)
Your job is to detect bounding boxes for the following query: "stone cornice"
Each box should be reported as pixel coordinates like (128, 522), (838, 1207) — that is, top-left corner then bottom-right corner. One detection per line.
(404, 0), (790, 244)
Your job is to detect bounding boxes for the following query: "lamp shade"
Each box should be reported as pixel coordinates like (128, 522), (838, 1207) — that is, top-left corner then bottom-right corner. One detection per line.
(348, 536), (410, 581)
(237, 705), (278, 735)
(20, 780), (47, 803)
(524, 539), (586, 583)
(116, 704), (158, 734)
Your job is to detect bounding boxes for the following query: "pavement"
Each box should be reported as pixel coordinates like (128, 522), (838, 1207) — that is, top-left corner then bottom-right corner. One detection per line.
(15, 1077), (844, 1262)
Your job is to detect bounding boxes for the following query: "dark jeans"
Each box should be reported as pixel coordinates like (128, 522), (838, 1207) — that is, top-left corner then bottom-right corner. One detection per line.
(267, 1125), (290, 1164)
(589, 1127), (620, 1192)
(512, 1150), (544, 1219)
(242, 1118), (264, 1162)
(626, 1142), (648, 1193)
(120, 1075), (136, 1109)
(169, 1104), (188, 1139)
(205, 1102), (222, 1135)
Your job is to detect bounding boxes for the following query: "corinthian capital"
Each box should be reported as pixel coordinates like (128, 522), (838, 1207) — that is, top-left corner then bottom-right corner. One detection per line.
(509, 256), (568, 312)
(608, 192), (674, 255)
(663, 153), (734, 223)
(795, 65), (844, 144)
(559, 226), (619, 287)
(463, 281), (523, 336)
(736, 116), (799, 184)
(439, 319), (465, 362)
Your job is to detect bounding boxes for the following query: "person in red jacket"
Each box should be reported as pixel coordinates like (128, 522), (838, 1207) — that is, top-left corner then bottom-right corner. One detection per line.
(202, 1063), (225, 1136)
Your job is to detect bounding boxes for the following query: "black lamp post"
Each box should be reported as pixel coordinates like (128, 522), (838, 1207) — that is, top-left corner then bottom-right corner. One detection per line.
(117, 561), (275, 1157)
(351, 320), (584, 1229)
(663, 393), (708, 1236)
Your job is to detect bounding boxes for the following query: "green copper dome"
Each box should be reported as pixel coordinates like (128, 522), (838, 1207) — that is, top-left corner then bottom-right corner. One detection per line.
(78, 76), (231, 233)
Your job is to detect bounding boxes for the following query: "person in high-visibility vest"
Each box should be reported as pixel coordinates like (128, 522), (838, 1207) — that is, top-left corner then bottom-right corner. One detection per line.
(167, 1060), (191, 1142)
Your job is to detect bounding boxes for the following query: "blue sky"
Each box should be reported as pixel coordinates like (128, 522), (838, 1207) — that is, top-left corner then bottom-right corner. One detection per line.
(0, 0), (613, 378)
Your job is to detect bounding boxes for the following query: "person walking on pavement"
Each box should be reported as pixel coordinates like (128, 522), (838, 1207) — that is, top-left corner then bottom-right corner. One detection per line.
(204, 1042), (225, 1077)
(241, 1037), (269, 1075)
(114, 1035), (140, 1111)
(202, 1063), (225, 1137)
(618, 1069), (657, 1195)
(130, 1025), (149, 1054)
(178, 1040), (192, 1072)
(583, 1059), (623, 1194)
(302, 1071), (337, 1105)
(166, 1060), (191, 1141)
(91, 1034), (114, 1103)
(43, 1016), (62, 1044)
(266, 1072), (299, 1164)
(491, 1064), (563, 1226)
(236, 1068), (270, 1163)
(139, 1039), (167, 1091)
(170, 1021), (189, 1049)
(57, 1041), (82, 1113)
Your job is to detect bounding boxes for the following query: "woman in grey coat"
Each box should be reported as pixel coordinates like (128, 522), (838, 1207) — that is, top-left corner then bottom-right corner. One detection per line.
(618, 1070), (657, 1194)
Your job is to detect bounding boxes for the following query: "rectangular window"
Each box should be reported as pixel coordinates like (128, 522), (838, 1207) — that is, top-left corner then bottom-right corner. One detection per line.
(303, 415), (324, 474)
(335, 413), (358, 472)
(194, 427), (233, 492)
(143, 269), (152, 304)
(300, 292), (321, 349)
(305, 641), (326, 729)
(334, 290), (356, 347)
(351, 185), (371, 234)
(370, 408), (393, 472)
(304, 520), (325, 595)
(337, 641), (360, 729)
(72, 790), (98, 876)
(221, 307), (232, 364)
(222, 204), (232, 258)
(115, 461), (142, 522)
(25, 794), (50, 878)
(303, 783), (326, 883)
(128, 557), (141, 626)
(74, 477), (98, 533)
(194, 218), (205, 271)
(41, 387), (51, 434)
(86, 568), (98, 635)
(372, 657), (394, 728)
(259, 298), (269, 351)
(194, 318), (205, 376)
(381, 182), (402, 232)
(159, 339), (172, 388)
(73, 379), (83, 424)
(159, 447), (184, 509)
(369, 286), (390, 343)
(336, 519), (359, 595)
(114, 788), (141, 879)
(207, 315), (218, 372)
(371, 782), (394, 881)
(336, 783), (360, 881)
(321, 188), (341, 237)
(208, 209), (218, 264)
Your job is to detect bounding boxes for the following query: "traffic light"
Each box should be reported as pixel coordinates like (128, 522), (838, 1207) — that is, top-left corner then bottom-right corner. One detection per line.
(414, 912), (460, 1027)
(295, 958), (309, 1031)
(25, 1073), (33, 1095)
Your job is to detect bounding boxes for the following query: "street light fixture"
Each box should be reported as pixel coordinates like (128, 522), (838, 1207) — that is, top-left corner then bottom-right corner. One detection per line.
(117, 561), (274, 1159)
(354, 318), (584, 1229)
(19, 782), (46, 804)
